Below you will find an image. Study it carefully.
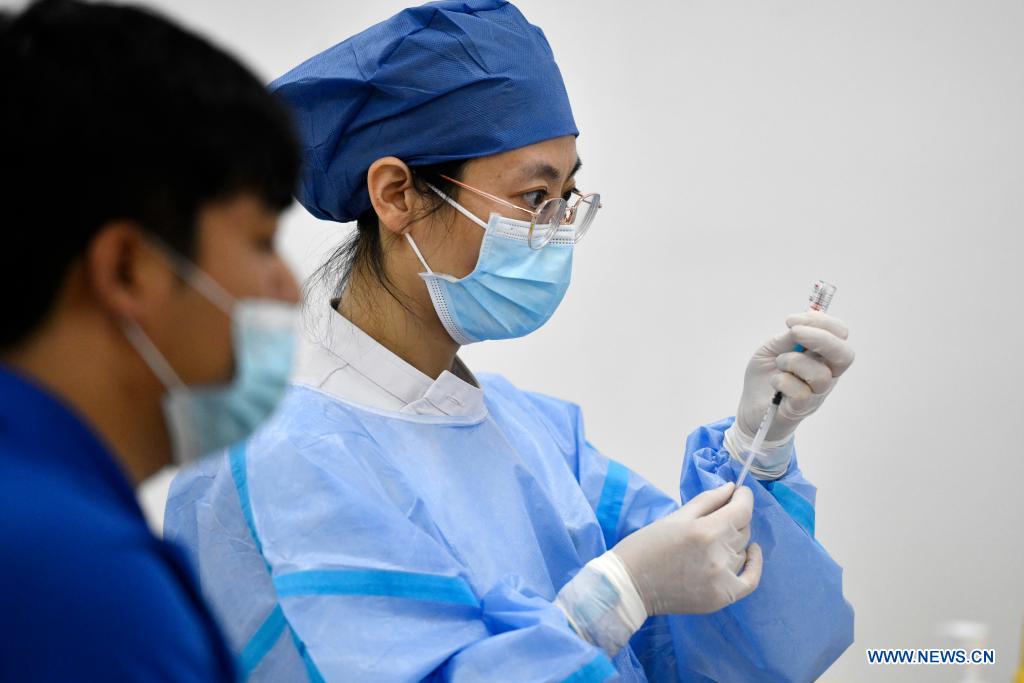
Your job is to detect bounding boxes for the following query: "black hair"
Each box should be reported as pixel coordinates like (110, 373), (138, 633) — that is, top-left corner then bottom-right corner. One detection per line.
(0, 0), (301, 349)
(309, 159), (469, 310)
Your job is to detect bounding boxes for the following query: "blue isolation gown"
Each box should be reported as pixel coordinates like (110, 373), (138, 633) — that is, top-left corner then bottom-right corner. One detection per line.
(165, 373), (852, 682)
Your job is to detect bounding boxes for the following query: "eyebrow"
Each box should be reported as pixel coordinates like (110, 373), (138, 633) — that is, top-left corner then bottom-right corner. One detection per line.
(518, 157), (583, 184)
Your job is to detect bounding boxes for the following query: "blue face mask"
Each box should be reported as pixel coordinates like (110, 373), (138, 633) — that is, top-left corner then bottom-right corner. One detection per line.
(405, 187), (574, 345)
(121, 247), (298, 465)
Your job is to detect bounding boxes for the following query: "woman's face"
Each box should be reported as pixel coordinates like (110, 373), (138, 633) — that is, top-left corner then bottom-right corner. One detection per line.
(410, 134), (580, 279)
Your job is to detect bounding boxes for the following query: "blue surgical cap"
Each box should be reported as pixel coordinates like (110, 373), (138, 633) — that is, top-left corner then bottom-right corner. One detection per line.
(270, 0), (578, 223)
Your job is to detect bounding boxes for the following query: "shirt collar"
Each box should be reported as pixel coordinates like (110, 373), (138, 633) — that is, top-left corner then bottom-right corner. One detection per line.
(303, 305), (486, 419)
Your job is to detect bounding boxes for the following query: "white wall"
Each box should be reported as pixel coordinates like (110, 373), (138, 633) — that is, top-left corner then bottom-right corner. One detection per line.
(12, 0), (1022, 680)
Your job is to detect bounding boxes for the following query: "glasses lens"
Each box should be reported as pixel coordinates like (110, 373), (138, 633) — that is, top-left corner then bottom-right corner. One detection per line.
(569, 193), (600, 243)
(530, 198), (566, 249)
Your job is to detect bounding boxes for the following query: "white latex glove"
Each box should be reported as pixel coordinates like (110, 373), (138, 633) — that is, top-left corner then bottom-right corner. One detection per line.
(726, 312), (855, 478)
(555, 483), (762, 656)
(613, 483), (762, 615)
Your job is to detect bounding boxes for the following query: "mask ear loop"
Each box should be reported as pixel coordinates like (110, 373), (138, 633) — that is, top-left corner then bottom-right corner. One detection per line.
(119, 318), (186, 391)
(121, 237), (238, 391)
(426, 183), (488, 229)
(404, 233), (433, 275)
(119, 237), (237, 393)
(405, 183), (490, 275)
(146, 237), (236, 316)
(176, 263), (236, 316)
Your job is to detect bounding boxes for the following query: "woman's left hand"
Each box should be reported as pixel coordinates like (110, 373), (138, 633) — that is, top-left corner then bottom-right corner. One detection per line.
(733, 311), (856, 445)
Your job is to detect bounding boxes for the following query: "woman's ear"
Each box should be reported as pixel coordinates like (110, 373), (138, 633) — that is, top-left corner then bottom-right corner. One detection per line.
(366, 157), (422, 236)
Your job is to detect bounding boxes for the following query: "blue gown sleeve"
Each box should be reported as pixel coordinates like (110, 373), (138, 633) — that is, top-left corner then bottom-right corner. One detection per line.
(524, 391), (853, 683)
(666, 417), (854, 682)
(175, 435), (619, 683)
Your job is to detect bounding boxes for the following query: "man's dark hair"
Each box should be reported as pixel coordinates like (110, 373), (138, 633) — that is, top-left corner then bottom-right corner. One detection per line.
(0, 0), (301, 348)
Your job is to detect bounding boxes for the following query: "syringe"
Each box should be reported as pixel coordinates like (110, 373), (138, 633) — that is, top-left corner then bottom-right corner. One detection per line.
(735, 280), (838, 487)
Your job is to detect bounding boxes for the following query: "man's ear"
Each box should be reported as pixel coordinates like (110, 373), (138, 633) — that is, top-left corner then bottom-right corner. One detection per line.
(366, 156), (424, 236)
(84, 223), (171, 323)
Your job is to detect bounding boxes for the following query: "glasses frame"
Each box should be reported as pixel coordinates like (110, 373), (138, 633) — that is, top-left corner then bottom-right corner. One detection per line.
(565, 189), (602, 243)
(438, 174), (601, 249)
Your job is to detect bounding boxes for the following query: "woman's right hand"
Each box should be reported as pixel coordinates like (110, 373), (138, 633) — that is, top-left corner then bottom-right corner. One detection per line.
(611, 483), (763, 616)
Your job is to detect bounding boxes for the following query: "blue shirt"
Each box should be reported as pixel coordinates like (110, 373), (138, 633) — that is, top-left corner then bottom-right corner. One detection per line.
(0, 366), (237, 682)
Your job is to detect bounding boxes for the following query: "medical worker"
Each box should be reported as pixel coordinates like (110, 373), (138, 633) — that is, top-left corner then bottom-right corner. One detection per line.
(0, 1), (302, 680)
(166, 1), (856, 681)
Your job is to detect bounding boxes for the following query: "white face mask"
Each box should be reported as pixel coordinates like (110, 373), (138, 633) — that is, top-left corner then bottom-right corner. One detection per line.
(121, 246), (298, 465)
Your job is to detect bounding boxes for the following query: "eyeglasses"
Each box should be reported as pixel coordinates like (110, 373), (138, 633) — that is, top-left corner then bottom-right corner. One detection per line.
(439, 174), (602, 250)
